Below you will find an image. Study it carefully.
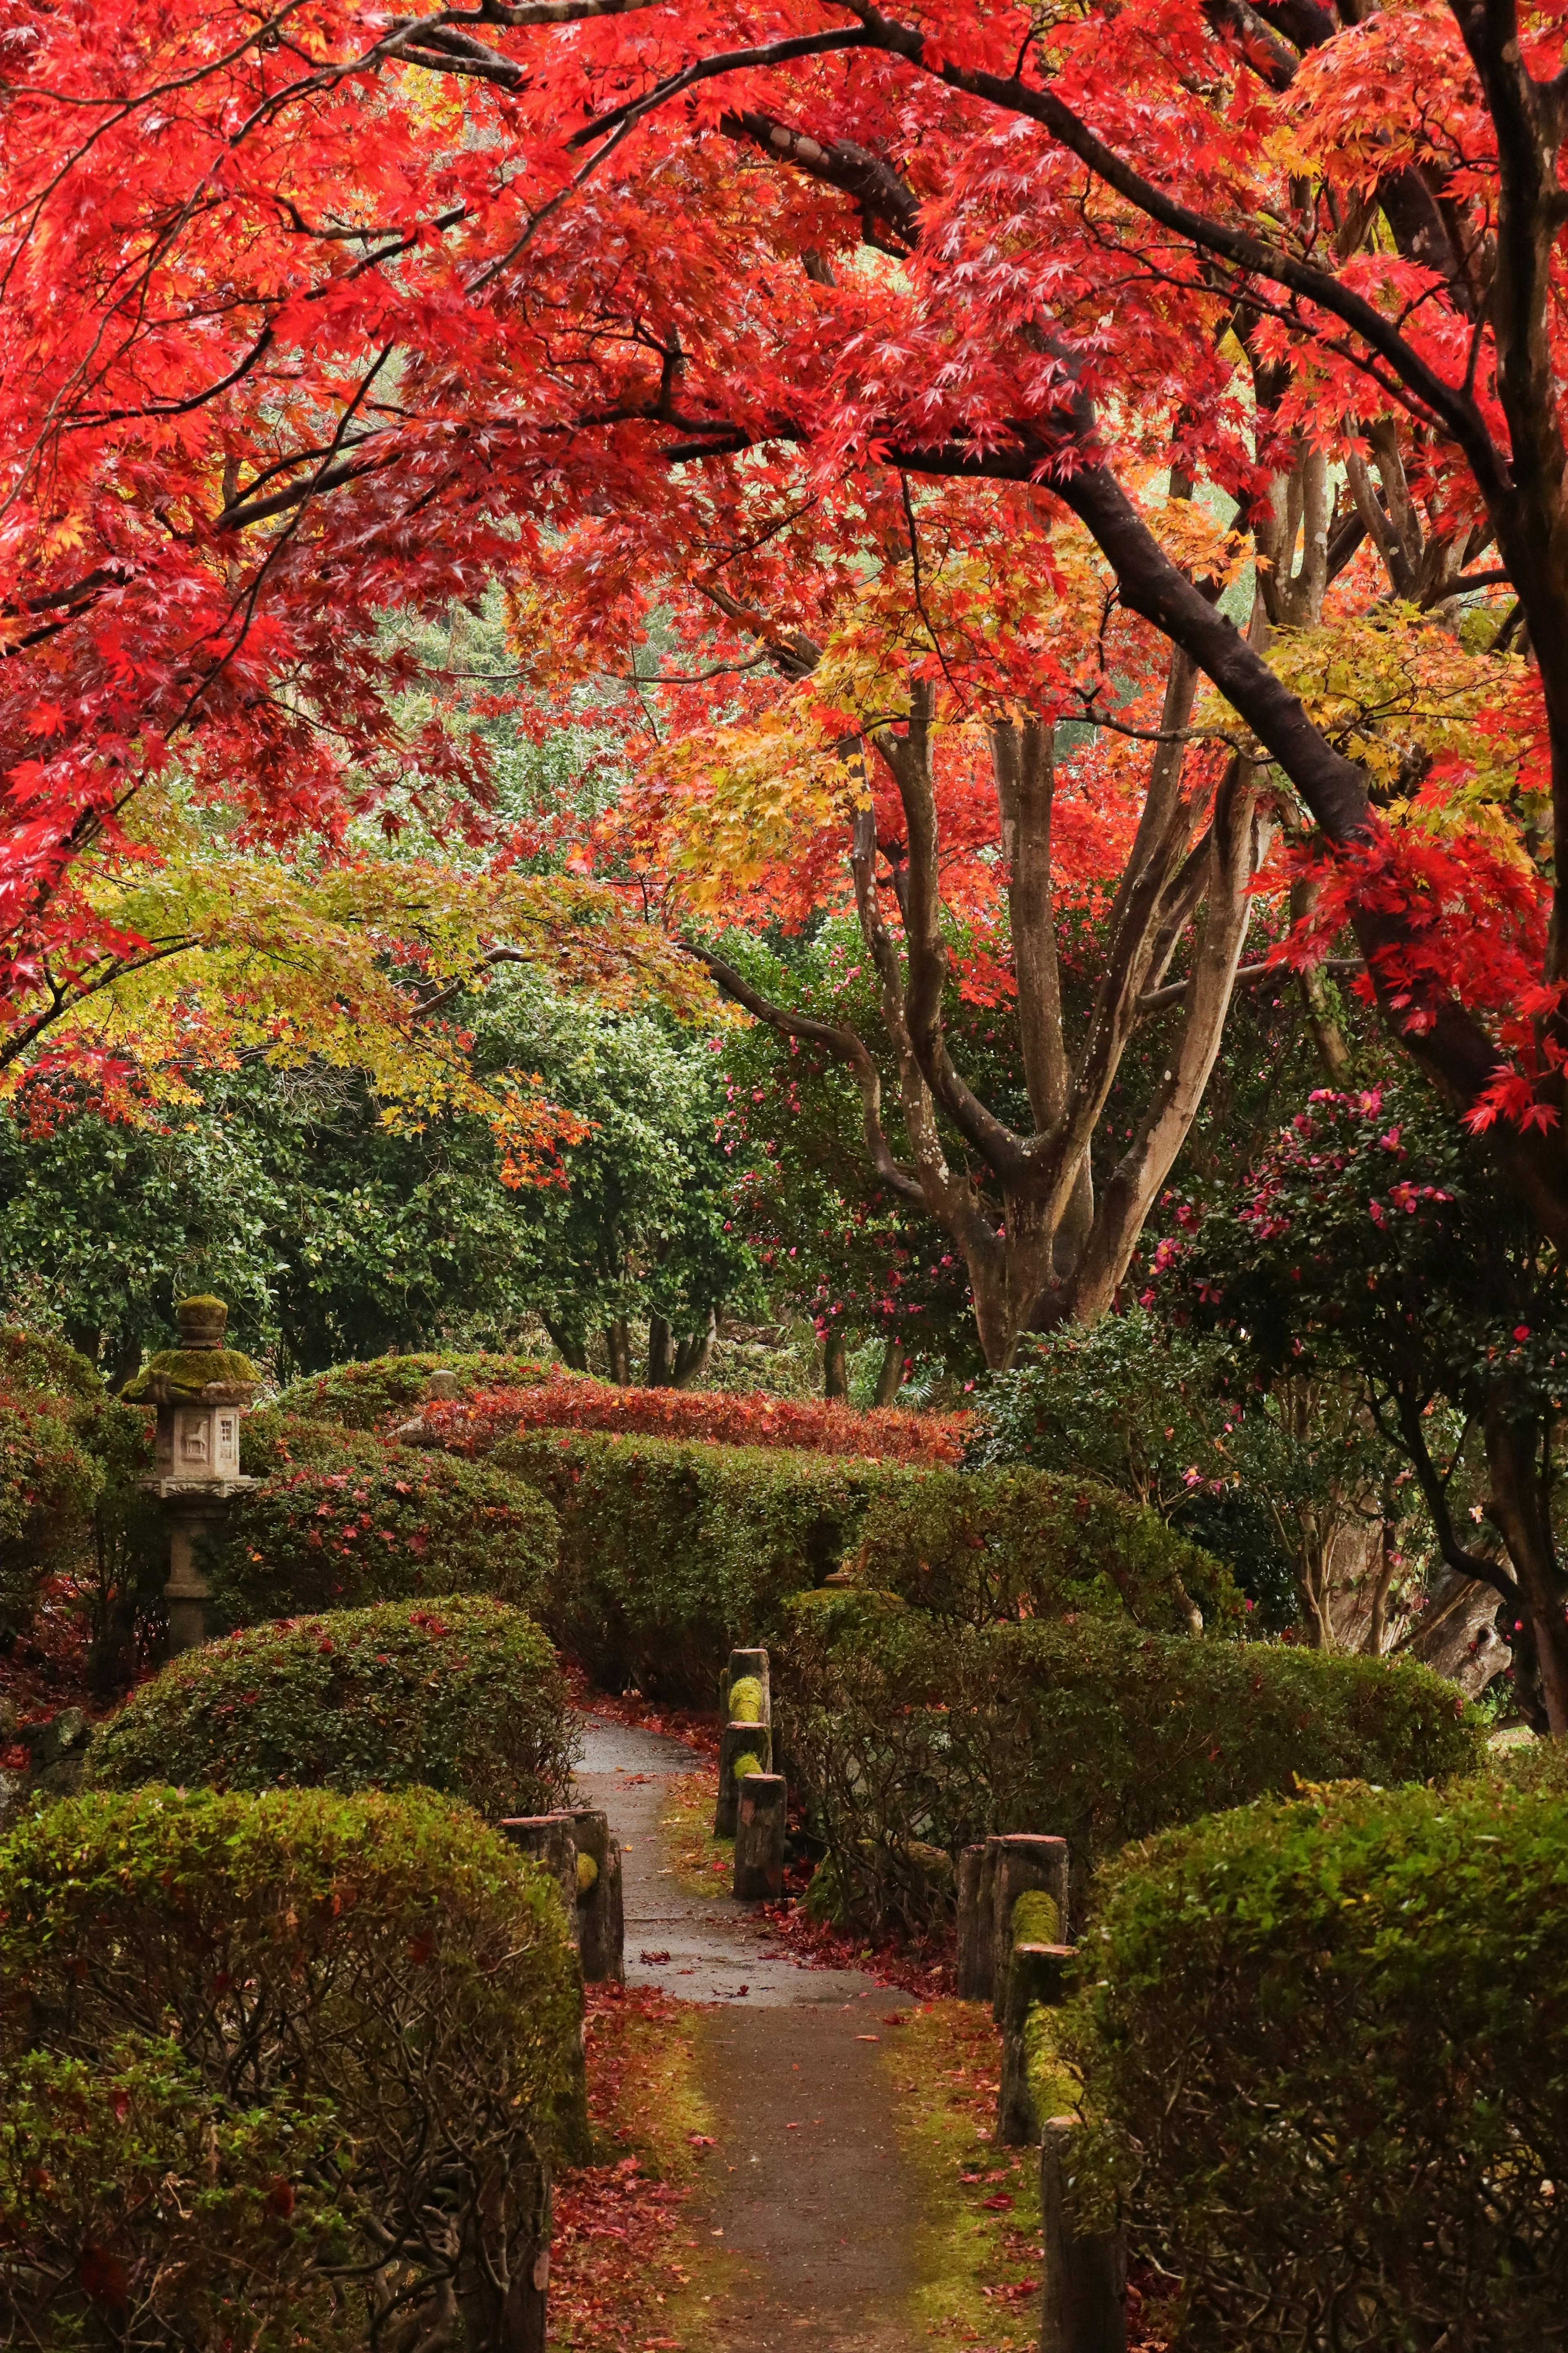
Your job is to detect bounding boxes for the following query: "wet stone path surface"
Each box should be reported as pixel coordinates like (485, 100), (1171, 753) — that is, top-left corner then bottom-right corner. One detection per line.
(573, 1715), (918, 2351)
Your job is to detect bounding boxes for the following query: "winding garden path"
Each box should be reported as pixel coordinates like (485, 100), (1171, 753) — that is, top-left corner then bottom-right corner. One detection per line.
(574, 1716), (919, 2351)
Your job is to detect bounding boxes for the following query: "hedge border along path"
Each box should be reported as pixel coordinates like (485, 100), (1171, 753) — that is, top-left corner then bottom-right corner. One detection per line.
(1065, 1771), (1568, 2352)
(0, 1784), (581, 2350)
(425, 1376), (973, 1465)
(84, 1596), (579, 1820)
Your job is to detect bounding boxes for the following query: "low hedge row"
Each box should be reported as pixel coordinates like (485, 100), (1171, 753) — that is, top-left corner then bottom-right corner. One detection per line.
(777, 1592), (1483, 1935)
(1069, 1773), (1568, 2349)
(205, 1449), (559, 1628)
(0, 1397), (101, 1635)
(87, 1597), (577, 1818)
(491, 1430), (1238, 1700)
(274, 1350), (557, 1432)
(0, 1786), (579, 2347)
(439, 1376), (971, 1464)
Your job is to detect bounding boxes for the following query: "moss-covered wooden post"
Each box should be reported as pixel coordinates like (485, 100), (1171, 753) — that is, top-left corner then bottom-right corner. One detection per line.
(998, 1941), (1076, 2146)
(1040, 2117), (1126, 2353)
(733, 1771), (787, 1900)
(128, 1296), (259, 1654)
(569, 1806), (625, 1984)
(991, 1836), (1070, 2024)
(498, 1813), (591, 2166)
(715, 1718), (772, 1838)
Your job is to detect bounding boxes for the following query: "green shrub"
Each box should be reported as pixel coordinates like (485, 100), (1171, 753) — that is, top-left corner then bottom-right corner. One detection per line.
(495, 1427), (885, 1698)
(1068, 1778), (1568, 2350)
(0, 2037), (354, 2350)
(0, 1786), (579, 2344)
(204, 1450), (558, 1627)
(65, 1397), (171, 1687)
(777, 1595), (1483, 1935)
(241, 1407), (399, 1474)
(846, 1463), (1243, 1634)
(86, 1597), (577, 1816)
(274, 1350), (557, 1432)
(0, 1324), (102, 1401)
(0, 1397), (101, 1635)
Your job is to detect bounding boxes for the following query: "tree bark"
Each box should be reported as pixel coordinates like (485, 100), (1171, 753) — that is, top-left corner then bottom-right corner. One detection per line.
(1483, 1385), (1568, 1737)
(824, 1329), (848, 1399)
(872, 1332), (904, 1407)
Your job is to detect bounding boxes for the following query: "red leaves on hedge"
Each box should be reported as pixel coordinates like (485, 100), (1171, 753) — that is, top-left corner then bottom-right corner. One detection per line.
(426, 1378), (972, 1465)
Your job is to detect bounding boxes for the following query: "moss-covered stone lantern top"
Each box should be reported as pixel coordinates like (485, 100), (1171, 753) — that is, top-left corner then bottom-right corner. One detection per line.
(123, 1295), (261, 1408)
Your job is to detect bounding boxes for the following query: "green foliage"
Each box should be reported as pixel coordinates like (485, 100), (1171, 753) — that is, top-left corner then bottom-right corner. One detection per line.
(86, 1597), (577, 1818)
(495, 1426), (885, 1698)
(0, 1398), (101, 1636)
(0, 1786), (579, 2343)
(777, 1595), (1482, 1935)
(0, 1325), (102, 1400)
(274, 1349), (555, 1431)
(64, 1398), (169, 1688)
(0, 2037), (355, 2351)
(205, 1449), (558, 1627)
(975, 1310), (1311, 1626)
(240, 1408), (395, 1473)
(847, 1462), (1243, 1635)
(1068, 1778), (1568, 2350)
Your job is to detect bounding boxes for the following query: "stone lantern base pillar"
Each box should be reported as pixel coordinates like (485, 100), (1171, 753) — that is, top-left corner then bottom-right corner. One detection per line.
(146, 1479), (254, 1655)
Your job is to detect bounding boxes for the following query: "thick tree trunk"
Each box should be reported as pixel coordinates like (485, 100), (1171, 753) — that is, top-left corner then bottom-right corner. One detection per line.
(873, 1332), (904, 1407)
(673, 1309), (716, 1388)
(1484, 1389), (1568, 1737)
(604, 1318), (632, 1386)
(824, 1329), (848, 1399)
(646, 1313), (676, 1387)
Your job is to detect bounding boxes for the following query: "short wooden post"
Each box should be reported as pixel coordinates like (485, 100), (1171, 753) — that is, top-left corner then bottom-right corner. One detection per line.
(733, 1771), (787, 1901)
(569, 1807), (624, 1985)
(972, 1842), (1000, 2005)
(1040, 2117), (1126, 2353)
(497, 1813), (590, 2166)
(715, 1718), (772, 1838)
(997, 1943), (1076, 2146)
(956, 1843), (988, 1996)
(723, 1646), (771, 1722)
(992, 1835), (1070, 2024)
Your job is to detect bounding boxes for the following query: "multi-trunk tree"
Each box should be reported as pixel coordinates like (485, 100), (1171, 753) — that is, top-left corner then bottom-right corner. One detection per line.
(8, 0), (1568, 1715)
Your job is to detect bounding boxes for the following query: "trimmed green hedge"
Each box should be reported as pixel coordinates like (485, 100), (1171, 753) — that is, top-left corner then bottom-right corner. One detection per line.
(845, 1463), (1243, 1634)
(205, 1450), (558, 1628)
(0, 1786), (579, 2340)
(86, 1597), (577, 1817)
(494, 1427), (883, 1698)
(240, 1407), (399, 1475)
(0, 2037), (354, 2350)
(274, 1350), (557, 1432)
(493, 1430), (1238, 1701)
(1068, 1776), (1568, 2350)
(778, 1594), (1483, 1935)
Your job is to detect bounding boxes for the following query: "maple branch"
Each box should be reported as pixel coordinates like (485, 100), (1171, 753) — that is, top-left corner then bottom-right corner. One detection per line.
(692, 945), (924, 1204)
(990, 717), (1066, 1132)
(1137, 954), (1365, 1016)
(719, 109), (919, 250)
(837, 6), (1513, 505)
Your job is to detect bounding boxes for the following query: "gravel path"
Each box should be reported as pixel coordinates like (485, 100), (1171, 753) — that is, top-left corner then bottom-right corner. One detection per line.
(572, 1715), (918, 2350)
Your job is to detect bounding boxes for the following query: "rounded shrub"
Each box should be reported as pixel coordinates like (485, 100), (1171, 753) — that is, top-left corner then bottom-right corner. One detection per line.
(0, 1786), (580, 2343)
(844, 1463), (1243, 1634)
(778, 1595), (1483, 1934)
(86, 1596), (577, 1815)
(1068, 1776), (1568, 2351)
(0, 2036), (354, 2350)
(274, 1350), (557, 1432)
(241, 1407), (396, 1475)
(0, 1325), (102, 1401)
(205, 1450), (559, 1625)
(0, 1397), (101, 1635)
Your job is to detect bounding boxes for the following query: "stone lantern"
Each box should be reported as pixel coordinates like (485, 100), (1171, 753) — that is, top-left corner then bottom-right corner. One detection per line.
(127, 1295), (261, 1653)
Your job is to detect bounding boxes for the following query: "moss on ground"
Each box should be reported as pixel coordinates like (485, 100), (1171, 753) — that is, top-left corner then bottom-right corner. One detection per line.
(884, 1998), (1078, 2349)
(662, 1765), (735, 1897)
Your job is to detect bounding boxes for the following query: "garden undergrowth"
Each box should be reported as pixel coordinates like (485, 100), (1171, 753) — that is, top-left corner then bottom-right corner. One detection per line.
(549, 1982), (716, 2351)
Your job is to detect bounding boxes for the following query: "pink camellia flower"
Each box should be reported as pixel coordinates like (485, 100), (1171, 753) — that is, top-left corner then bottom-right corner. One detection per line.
(1515, 1325), (1532, 1342)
